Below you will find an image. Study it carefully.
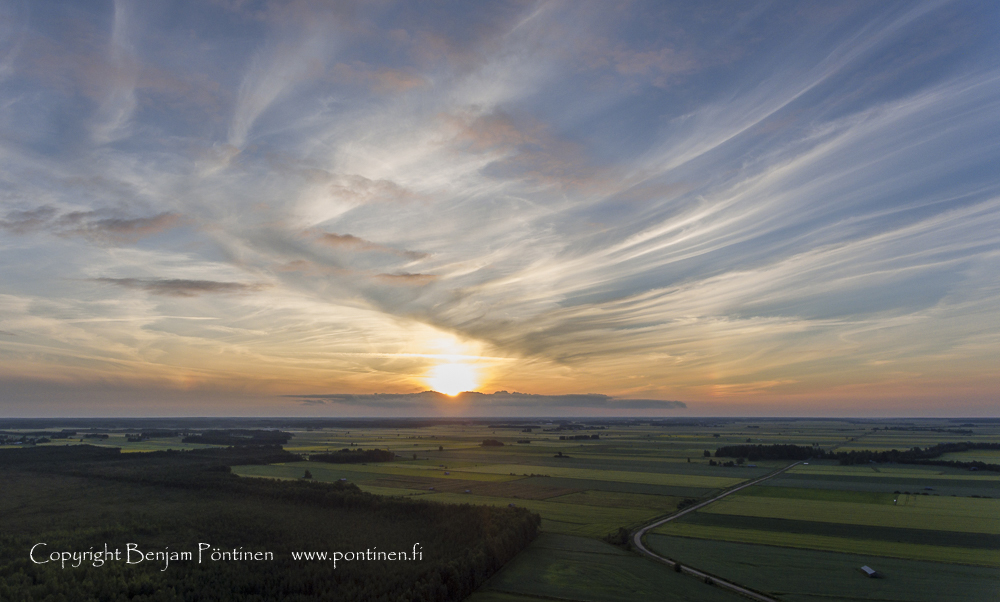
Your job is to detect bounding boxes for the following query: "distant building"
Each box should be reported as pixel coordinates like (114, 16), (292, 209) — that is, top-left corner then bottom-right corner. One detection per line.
(860, 566), (878, 578)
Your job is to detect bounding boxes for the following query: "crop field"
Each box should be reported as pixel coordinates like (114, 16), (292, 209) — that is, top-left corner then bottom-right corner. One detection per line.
(940, 449), (1000, 463)
(467, 533), (742, 602)
(694, 493), (1000, 534)
(645, 534), (1000, 602)
(674, 511), (999, 550)
(786, 463), (997, 479)
(420, 492), (659, 538)
(451, 463), (744, 488)
(653, 520), (1000, 567)
(769, 473), (1000, 497)
(546, 490), (685, 511)
(18, 417), (999, 602)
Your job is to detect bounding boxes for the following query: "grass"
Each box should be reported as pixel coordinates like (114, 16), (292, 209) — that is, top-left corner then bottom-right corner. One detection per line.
(645, 534), (1000, 602)
(675, 511), (1000, 551)
(130, 419), (1000, 602)
(547, 490), (685, 511)
(651, 522), (1000, 567)
(940, 450), (1000, 463)
(417, 492), (659, 538)
(461, 463), (743, 488)
(469, 533), (742, 602)
(737, 485), (897, 505)
(233, 464), (585, 499)
(788, 464), (999, 480)
(699, 493), (1000, 534)
(771, 472), (1000, 497)
(515, 476), (715, 498)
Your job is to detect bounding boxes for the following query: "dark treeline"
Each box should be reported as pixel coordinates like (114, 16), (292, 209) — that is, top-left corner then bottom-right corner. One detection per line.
(714, 442), (1000, 472)
(310, 448), (396, 463)
(127, 430), (182, 441)
(181, 429), (292, 446)
(873, 426), (973, 435)
(831, 442), (1000, 472)
(0, 430), (78, 439)
(1, 445), (539, 602)
(714, 444), (818, 461)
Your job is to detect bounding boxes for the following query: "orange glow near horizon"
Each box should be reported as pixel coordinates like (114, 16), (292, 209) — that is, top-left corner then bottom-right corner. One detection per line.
(426, 363), (479, 396)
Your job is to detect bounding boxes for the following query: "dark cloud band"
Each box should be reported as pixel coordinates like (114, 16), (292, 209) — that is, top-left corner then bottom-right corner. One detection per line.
(286, 390), (686, 410)
(94, 278), (266, 297)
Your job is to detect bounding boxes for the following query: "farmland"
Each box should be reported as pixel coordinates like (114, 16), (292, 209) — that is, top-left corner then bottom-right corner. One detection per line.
(466, 533), (742, 602)
(4, 417), (1000, 601)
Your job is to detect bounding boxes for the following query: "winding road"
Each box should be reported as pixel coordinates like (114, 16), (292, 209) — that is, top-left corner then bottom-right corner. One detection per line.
(631, 461), (803, 602)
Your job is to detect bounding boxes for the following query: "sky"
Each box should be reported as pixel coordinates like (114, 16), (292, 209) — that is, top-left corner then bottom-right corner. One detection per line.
(1, 0), (998, 417)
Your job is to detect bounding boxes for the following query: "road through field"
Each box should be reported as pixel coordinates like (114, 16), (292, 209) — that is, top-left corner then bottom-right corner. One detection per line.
(631, 461), (802, 602)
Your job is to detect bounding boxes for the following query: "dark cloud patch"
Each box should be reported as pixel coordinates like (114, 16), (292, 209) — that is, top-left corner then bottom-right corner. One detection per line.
(1, 206), (181, 243)
(315, 232), (427, 260)
(0, 206), (59, 233)
(374, 272), (438, 286)
(0, 330), (16, 336)
(286, 390), (686, 410)
(94, 278), (267, 297)
(297, 398), (327, 406)
(60, 212), (181, 243)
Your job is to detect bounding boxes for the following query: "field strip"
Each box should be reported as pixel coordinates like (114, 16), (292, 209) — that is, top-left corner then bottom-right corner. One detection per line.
(650, 523), (1000, 568)
(700, 494), (1000, 534)
(447, 463), (744, 488)
(265, 461), (524, 482)
(631, 461), (803, 602)
(787, 466), (1000, 480)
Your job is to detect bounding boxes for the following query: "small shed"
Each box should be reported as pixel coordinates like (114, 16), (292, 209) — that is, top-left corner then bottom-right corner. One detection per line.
(860, 566), (878, 578)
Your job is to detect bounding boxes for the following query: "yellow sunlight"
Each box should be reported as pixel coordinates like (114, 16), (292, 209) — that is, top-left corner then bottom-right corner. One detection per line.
(426, 363), (478, 396)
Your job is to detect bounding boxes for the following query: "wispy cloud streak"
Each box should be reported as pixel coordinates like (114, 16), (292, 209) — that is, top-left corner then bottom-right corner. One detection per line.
(1, 1), (998, 416)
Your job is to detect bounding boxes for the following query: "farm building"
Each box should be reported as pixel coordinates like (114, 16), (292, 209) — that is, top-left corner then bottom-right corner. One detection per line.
(860, 566), (878, 578)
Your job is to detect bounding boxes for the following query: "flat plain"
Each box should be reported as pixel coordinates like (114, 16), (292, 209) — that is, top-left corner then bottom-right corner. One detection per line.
(10, 417), (1000, 601)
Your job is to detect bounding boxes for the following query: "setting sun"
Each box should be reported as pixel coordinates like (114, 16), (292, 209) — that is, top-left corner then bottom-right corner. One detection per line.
(426, 363), (478, 396)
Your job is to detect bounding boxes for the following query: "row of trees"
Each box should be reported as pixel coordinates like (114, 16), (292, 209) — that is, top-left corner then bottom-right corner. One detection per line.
(713, 442), (1000, 472)
(181, 429), (292, 446)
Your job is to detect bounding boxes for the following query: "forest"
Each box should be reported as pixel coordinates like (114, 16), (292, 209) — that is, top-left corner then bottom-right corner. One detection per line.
(0, 445), (539, 602)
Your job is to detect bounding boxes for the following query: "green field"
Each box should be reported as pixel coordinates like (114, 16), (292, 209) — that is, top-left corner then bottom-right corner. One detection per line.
(645, 534), (1000, 602)
(468, 534), (742, 602)
(696, 493), (1000, 534)
(13, 417), (1000, 602)
(652, 521), (1000, 567)
(547, 490), (685, 511)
